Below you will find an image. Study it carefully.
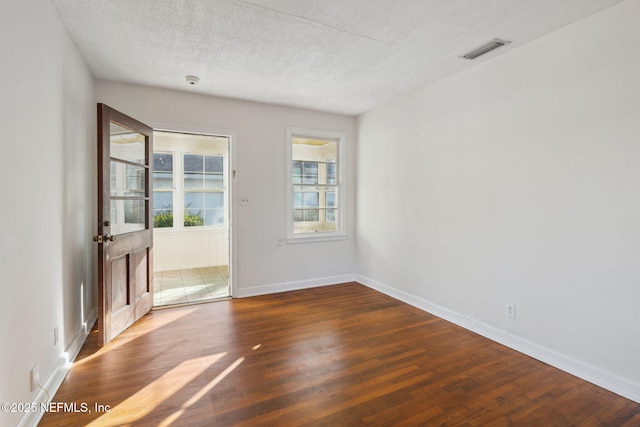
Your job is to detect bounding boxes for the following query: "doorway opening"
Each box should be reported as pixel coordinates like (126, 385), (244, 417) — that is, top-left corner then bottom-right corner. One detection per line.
(152, 130), (231, 307)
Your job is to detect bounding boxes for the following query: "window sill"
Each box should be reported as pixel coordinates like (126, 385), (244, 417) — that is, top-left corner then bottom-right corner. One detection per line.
(286, 234), (347, 244)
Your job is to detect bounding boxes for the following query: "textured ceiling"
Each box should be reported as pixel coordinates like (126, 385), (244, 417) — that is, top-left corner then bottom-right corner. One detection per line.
(51, 0), (624, 115)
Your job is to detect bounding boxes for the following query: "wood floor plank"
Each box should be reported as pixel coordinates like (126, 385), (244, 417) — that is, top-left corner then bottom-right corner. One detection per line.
(39, 283), (639, 426)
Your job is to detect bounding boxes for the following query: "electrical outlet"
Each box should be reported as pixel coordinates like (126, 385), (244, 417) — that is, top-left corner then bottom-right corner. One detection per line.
(54, 326), (59, 346)
(30, 364), (40, 391)
(506, 303), (516, 319)
(240, 196), (250, 205)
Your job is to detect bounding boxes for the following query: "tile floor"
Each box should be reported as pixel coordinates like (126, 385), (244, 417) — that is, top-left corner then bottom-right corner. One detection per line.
(153, 265), (230, 307)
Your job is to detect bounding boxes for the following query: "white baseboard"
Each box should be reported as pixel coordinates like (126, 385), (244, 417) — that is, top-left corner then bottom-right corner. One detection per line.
(18, 309), (98, 427)
(356, 274), (640, 404)
(236, 274), (357, 298)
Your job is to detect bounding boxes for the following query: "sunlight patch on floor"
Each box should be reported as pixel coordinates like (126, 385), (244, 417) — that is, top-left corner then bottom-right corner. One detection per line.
(72, 307), (199, 366)
(158, 356), (245, 427)
(87, 352), (227, 426)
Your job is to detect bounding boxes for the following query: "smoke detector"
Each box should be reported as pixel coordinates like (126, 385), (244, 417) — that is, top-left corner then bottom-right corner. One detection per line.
(185, 75), (200, 85)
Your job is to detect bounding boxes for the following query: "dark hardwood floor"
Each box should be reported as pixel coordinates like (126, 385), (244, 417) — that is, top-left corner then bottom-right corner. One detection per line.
(39, 283), (640, 426)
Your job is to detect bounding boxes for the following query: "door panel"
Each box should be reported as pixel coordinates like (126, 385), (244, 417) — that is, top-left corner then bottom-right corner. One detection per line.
(111, 255), (129, 312)
(96, 103), (154, 346)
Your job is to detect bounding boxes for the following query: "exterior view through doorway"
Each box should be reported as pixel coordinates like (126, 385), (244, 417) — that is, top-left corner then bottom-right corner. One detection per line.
(152, 130), (231, 306)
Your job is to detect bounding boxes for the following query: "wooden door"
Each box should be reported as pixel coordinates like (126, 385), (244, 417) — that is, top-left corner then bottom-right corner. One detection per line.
(95, 103), (154, 346)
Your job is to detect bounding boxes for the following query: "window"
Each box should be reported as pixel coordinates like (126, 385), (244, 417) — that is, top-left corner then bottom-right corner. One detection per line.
(151, 151), (226, 229)
(183, 154), (225, 226)
(153, 153), (174, 227)
(287, 127), (345, 241)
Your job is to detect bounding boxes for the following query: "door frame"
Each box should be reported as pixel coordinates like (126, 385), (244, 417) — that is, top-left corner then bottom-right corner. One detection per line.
(149, 122), (238, 298)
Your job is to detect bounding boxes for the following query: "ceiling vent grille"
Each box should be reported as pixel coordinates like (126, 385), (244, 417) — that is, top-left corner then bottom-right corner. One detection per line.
(461, 38), (511, 60)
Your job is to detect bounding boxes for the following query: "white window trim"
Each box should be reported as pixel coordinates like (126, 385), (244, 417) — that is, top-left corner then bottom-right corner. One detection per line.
(286, 126), (346, 243)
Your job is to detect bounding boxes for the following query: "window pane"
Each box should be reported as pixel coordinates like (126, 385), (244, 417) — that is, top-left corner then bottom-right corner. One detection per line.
(153, 153), (173, 172)
(153, 191), (173, 210)
(153, 191), (173, 228)
(326, 191), (336, 208)
(184, 154), (203, 172)
(184, 192), (207, 227)
(205, 209), (224, 226)
(292, 161), (302, 184)
(184, 209), (205, 227)
(205, 156), (223, 173)
(154, 213), (173, 227)
(153, 153), (173, 189)
(304, 209), (319, 221)
(184, 192), (204, 209)
(302, 162), (318, 184)
(326, 208), (336, 222)
(184, 172), (204, 189)
(327, 163), (337, 185)
(153, 171), (172, 189)
(204, 174), (223, 189)
(153, 205), (173, 228)
(303, 192), (319, 208)
(205, 192), (224, 208)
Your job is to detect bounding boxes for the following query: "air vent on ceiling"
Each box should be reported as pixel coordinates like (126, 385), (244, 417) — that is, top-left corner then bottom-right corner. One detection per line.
(461, 38), (511, 60)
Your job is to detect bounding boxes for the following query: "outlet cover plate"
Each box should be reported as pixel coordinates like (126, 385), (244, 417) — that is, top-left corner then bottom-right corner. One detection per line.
(506, 302), (516, 319)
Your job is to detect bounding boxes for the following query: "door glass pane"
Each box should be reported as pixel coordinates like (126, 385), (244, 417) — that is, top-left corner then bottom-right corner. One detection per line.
(126, 164), (145, 194)
(110, 121), (146, 164)
(110, 199), (146, 234)
(110, 161), (146, 196)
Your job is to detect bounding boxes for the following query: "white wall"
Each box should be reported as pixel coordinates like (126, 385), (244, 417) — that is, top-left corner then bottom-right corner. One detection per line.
(0, 0), (96, 425)
(96, 81), (358, 296)
(357, 0), (640, 401)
